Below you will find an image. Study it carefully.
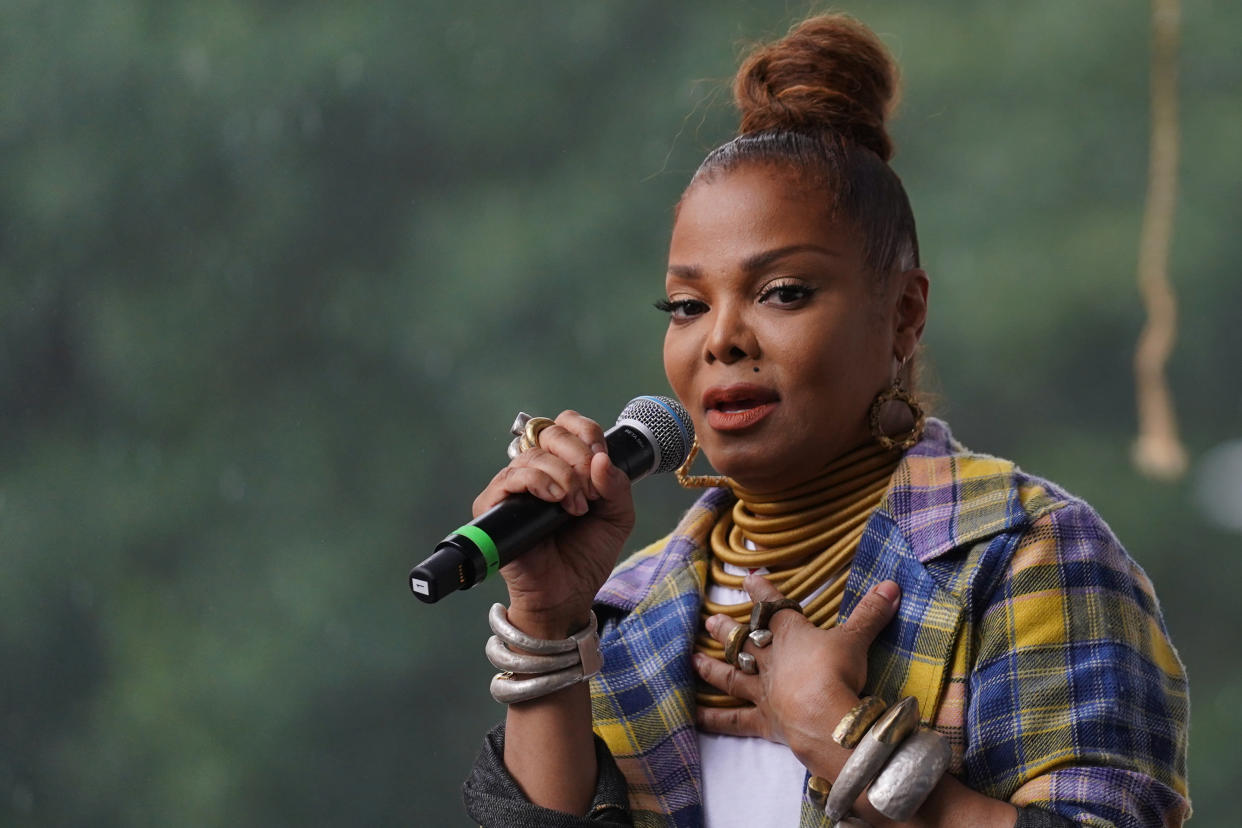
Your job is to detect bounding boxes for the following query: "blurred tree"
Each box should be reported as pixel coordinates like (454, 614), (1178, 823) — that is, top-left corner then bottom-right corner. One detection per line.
(0, 1), (1237, 825)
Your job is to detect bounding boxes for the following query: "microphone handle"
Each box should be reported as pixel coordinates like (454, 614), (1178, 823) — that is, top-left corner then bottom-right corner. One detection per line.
(409, 423), (655, 603)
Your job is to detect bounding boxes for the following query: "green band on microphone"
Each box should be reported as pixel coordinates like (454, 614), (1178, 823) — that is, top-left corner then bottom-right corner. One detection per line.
(456, 524), (500, 576)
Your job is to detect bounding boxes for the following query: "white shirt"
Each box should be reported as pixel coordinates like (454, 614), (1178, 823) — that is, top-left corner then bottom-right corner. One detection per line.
(698, 556), (834, 827)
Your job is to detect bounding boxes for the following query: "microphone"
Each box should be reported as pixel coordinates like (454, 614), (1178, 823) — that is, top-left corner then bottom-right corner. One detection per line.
(409, 395), (694, 604)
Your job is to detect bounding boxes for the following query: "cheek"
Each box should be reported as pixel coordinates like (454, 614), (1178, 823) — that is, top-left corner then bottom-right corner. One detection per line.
(662, 331), (694, 396)
(787, 329), (883, 409)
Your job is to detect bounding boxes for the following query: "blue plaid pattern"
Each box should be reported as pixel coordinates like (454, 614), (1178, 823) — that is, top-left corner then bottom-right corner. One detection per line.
(590, 419), (1190, 827)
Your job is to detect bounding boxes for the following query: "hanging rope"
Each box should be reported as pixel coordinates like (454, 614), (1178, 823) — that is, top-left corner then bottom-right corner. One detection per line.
(1133, 0), (1187, 480)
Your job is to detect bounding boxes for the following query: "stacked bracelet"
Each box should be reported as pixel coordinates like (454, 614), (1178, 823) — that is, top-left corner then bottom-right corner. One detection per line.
(486, 604), (603, 705)
(808, 695), (952, 825)
(868, 728), (952, 820)
(825, 696), (921, 822)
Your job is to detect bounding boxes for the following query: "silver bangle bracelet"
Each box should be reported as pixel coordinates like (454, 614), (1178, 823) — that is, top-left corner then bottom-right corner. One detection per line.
(867, 728), (952, 821)
(486, 603), (604, 704)
(490, 663), (587, 704)
(488, 603), (597, 655)
(825, 696), (920, 822)
(825, 729), (900, 822)
(485, 635), (582, 674)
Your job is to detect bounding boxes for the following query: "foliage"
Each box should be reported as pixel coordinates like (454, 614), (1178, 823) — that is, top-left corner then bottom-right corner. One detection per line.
(2, 0), (1238, 824)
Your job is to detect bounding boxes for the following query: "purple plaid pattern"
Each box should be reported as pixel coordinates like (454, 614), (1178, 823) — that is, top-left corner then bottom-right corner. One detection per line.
(588, 420), (1190, 827)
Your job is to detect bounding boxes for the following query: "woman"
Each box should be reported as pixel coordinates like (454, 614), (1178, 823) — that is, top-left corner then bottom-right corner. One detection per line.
(461, 14), (1189, 828)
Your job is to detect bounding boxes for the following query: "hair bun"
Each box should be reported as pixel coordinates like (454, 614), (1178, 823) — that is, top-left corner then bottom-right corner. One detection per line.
(734, 14), (900, 161)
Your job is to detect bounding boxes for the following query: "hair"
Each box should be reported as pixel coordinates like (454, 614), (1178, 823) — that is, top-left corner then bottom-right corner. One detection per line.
(687, 14), (919, 277)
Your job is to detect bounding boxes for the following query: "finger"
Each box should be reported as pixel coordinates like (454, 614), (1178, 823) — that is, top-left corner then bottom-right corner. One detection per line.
(742, 572), (784, 603)
(840, 580), (901, 645)
(536, 421), (599, 501)
(692, 652), (758, 704)
(695, 698), (768, 738)
(472, 457), (583, 517)
(703, 614), (767, 683)
(553, 410), (608, 459)
(524, 447), (595, 514)
(704, 613), (740, 645)
(742, 573), (807, 634)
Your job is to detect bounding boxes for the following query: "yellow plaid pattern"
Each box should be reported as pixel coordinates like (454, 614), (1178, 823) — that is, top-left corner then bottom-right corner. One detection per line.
(590, 420), (1189, 827)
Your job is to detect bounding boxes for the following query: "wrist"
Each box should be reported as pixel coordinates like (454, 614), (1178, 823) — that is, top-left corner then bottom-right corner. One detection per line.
(504, 601), (593, 644)
(786, 686), (861, 775)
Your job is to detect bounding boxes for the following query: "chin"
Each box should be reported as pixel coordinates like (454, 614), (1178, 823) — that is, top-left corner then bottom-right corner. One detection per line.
(704, 426), (866, 491)
(703, 441), (799, 491)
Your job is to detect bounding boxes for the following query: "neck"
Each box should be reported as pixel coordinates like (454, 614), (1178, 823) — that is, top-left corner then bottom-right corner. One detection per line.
(728, 439), (895, 501)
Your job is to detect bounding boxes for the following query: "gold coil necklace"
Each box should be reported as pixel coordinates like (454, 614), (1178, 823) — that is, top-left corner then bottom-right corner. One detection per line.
(684, 440), (900, 707)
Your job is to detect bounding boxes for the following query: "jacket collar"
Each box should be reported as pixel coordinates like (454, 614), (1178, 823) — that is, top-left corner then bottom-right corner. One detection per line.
(876, 418), (1031, 563)
(596, 418), (1031, 612)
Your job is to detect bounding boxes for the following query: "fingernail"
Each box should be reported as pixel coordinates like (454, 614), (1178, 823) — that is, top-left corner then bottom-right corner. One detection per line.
(591, 443), (606, 456)
(692, 653), (707, 671)
(873, 580), (900, 605)
(549, 483), (565, 499)
(576, 492), (589, 514)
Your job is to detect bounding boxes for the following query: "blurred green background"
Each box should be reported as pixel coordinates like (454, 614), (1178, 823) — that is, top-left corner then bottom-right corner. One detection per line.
(2, 0), (1238, 825)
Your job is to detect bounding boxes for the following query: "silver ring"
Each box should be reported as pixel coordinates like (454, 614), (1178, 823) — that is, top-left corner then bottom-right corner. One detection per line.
(509, 412), (532, 436)
(506, 437), (523, 460)
(507, 412), (533, 459)
(736, 652), (758, 674)
(748, 628), (773, 648)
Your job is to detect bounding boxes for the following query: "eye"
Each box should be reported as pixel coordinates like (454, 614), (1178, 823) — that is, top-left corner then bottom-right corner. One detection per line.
(654, 297), (708, 320)
(758, 280), (816, 307)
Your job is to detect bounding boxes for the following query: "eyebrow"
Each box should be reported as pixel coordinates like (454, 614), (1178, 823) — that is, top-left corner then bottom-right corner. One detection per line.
(667, 244), (840, 280)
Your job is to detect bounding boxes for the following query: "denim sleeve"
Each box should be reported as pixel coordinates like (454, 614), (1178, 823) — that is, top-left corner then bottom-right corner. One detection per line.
(462, 722), (632, 827)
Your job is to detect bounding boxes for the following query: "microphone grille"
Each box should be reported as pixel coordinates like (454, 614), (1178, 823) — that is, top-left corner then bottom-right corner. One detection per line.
(616, 395), (695, 475)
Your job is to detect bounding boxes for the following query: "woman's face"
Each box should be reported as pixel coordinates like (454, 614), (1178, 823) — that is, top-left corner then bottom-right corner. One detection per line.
(662, 164), (926, 492)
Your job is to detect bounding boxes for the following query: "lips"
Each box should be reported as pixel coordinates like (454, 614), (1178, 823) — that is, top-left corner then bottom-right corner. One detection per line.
(702, 384), (780, 432)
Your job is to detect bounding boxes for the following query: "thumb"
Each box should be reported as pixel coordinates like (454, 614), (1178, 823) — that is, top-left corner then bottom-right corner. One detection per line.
(841, 580), (901, 644)
(590, 450), (631, 501)
(588, 451), (634, 521)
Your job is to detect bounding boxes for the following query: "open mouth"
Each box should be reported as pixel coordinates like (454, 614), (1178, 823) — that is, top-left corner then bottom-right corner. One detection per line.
(703, 385), (780, 431)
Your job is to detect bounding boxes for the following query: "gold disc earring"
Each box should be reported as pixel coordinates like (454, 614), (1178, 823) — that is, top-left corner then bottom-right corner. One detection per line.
(869, 365), (925, 452)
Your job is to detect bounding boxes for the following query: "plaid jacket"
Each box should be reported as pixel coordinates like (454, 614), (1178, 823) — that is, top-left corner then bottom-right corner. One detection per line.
(589, 419), (1190, 828)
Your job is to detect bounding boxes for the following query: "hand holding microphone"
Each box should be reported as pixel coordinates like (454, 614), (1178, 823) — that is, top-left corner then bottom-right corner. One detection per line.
(409, 396), (694, 620)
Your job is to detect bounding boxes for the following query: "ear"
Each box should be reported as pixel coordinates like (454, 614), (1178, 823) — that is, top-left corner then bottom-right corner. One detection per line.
(891, 268), (929, 360)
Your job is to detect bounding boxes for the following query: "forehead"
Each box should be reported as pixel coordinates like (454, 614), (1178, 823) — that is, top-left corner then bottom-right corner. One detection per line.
(669, 165), (860, 266)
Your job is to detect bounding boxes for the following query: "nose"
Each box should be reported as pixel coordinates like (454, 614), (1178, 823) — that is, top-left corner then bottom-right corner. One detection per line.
(704, 302), (759, 365)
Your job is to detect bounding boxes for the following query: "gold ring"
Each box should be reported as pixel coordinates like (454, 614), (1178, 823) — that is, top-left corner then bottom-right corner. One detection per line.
(805, 775), (832, 811)
(832, 695), (888, 748)
(871, 696), (921, 745)
(520, 417), (556, 453)
(723, 623), (749, 666)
